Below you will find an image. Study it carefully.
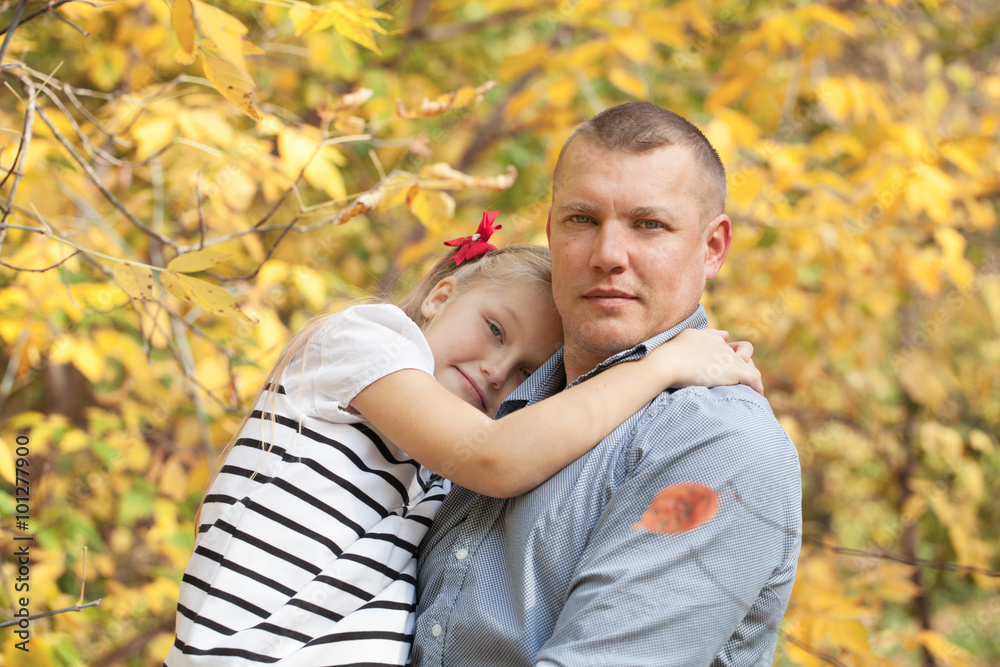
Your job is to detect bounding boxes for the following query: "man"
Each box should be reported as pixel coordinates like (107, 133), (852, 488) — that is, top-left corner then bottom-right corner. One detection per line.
(412, 102), (801, 666)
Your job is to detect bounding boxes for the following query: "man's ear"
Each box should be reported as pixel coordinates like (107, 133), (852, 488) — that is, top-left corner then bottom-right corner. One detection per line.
(703, 213), (732, 281)
(421, 277), (457, 321)
(546, 207), (552, 243)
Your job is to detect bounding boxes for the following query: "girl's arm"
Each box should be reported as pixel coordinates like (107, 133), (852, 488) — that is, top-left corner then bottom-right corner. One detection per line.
(351, 328), (760, 498)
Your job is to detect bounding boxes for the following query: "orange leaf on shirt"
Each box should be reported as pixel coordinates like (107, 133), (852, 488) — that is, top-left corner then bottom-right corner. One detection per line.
(632, 483), (720, 534)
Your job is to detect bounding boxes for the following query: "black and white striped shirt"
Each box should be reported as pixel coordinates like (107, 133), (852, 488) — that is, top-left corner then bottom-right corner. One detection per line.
(167, 305), (450, 666)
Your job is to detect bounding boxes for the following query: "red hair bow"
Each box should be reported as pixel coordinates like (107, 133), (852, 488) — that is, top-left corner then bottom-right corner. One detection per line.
(444, 210), (502, 265)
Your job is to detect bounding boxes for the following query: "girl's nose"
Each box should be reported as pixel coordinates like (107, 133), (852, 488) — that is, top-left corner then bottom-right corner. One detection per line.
(482, 354), (514, 389)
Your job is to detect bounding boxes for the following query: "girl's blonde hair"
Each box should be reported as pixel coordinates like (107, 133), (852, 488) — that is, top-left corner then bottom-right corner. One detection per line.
(194, 243), (553, 529)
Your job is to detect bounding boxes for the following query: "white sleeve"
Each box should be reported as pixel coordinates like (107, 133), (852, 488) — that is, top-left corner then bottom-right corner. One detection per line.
(282, 303), (435, 424)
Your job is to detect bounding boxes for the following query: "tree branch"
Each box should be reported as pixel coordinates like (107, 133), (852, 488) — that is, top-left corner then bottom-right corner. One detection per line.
(32, 98), (178, 251)
(0, 0), (95, 38)
(0, 0), (25, 64)
(0, 599), (102, 629)
(0, 68), (35, 251)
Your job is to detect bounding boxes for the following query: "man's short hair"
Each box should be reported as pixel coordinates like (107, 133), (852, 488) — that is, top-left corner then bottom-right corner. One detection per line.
(554, 102), (727, 224)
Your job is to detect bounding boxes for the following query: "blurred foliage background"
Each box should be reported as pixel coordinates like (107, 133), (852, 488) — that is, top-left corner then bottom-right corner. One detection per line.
(0, 0), (998, 664)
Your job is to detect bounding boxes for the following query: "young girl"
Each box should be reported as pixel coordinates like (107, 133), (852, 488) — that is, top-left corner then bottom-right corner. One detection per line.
(165, 213), (760, 666)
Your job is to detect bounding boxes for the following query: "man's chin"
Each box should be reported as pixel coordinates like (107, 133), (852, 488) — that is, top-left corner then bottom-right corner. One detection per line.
(572, 325), (649, 361)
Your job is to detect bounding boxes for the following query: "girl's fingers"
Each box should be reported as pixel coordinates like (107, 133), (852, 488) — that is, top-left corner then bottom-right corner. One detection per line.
(729, 340), (754, 363)
(706, 328), (730, 341)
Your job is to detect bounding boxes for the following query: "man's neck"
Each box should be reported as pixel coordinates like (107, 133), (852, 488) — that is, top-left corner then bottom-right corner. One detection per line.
(562, 347), (611, 386)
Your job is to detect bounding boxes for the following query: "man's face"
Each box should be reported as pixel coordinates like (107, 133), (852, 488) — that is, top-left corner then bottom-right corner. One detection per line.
(547, 138), (731, 376)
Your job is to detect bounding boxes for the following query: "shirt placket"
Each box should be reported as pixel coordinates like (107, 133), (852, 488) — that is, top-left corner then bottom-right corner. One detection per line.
(415, 494), (507, 666)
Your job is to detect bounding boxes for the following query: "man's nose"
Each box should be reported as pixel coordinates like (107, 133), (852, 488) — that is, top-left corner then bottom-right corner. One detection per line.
(590, 223), (629, 273)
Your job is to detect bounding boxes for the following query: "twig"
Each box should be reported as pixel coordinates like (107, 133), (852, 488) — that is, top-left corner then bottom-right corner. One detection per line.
(196, 174), (206, 250)
(0, 544), (100, 629)
(0, 0), (95, 38)
(689, 549), (850, 666)
(51, 6), (89, 36)
(457, 67), (540, 172)
(77, 547), (88, 606)
(0, 69), (36, 250)
(724, 483), (1000, 577)
(417, 8), (529, 41)
(0, 326), (29, 414)
(0, 249), (81, 271)
(0, 0), (25, 64)
(230, 214), (300, 281)
(801, 535), (1000, 578)
(780, 631), (851, 667)
(32, 101), (178, 251)
(0, 599), (102, 628)
(39, 85), (124, 166)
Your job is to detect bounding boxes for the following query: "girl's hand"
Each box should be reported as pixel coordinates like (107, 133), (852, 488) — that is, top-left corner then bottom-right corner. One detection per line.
(650, 328), (764, 395)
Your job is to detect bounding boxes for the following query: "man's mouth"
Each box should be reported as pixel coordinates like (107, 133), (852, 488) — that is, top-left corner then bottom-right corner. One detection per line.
(582, 288), (637, 307)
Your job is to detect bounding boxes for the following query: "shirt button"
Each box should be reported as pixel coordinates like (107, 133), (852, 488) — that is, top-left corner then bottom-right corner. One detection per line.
(431, 623), (443, 637)
(455, 547), (469, 560)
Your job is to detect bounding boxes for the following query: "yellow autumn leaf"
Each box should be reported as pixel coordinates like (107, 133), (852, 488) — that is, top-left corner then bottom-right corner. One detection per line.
(924, 79), (949, 126)
(167, 249), (233, 273)
(825, 619), (870, 656)
(644, 9), (687, 48)
(278, 128), (347, 199)
(113, 262), (156, 300)
(172, 0), (198, 64)
(405, 185), (455, 231)
(876, 576), (920, 603)
(242, 40), (266, 55)
(907, 165), (955, 223)
(50, 337), (105, 383)
(933, 227), (966, 260)
(969, 428), (997, 454)
(191, 0), (249, 77)
(0, 436), (16, 485)
(918, 629), (972, 667)
(499, 44), (547, 81)
(799, 5), (857, 36)
(200, 43), (261, 120)
(132, 116), (176, 161)
(940, 144), (980, 175)
(160, 270), (257, 323)
(377, 173), (417, 212)
(612, 29), (651, 64)
(159, 456), (188, 502)
(608, 67), (648, 98)
(291, 266), (328, 310)
(59, 429), (90, 454)
(289, 1), (389, 52)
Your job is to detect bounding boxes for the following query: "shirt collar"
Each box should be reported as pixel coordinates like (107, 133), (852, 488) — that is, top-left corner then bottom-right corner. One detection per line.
(495, 304), (709, 418)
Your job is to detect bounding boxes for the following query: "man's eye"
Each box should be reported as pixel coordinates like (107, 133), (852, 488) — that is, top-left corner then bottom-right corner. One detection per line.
(488, 322), (502, 339)
(639, 220), (663, 230)
(569, 215), (592, 224)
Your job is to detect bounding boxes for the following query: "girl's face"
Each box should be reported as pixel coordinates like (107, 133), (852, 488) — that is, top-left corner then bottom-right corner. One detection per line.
(420, 278), (563, 416)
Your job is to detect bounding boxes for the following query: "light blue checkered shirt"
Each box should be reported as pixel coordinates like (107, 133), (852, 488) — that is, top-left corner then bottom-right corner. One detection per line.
(413, 305), (801, 666)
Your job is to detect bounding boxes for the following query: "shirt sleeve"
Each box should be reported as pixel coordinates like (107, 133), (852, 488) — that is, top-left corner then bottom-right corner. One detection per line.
(284, 303), (436, 424)
(533, 386), (802, 667)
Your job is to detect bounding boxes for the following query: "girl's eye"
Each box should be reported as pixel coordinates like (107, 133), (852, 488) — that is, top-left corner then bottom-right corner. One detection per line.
(520, 368), (532, 380)
(488, 322), (502, 340)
